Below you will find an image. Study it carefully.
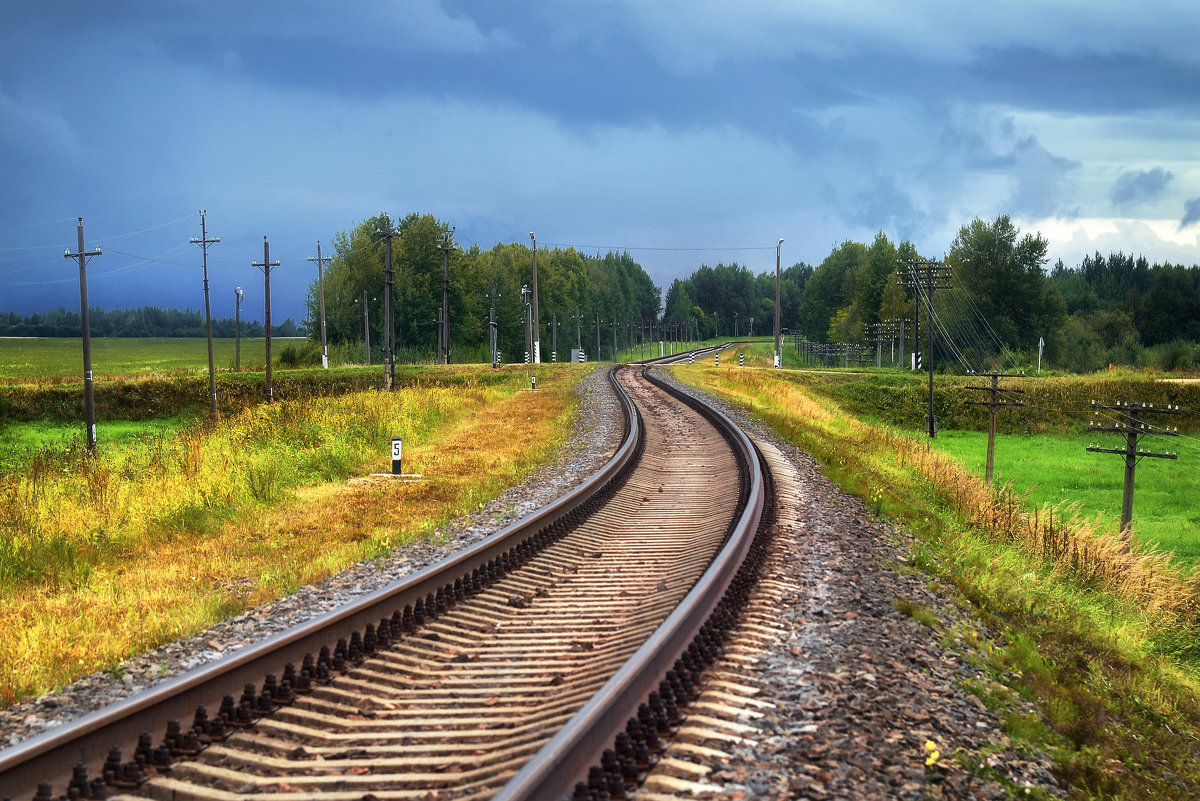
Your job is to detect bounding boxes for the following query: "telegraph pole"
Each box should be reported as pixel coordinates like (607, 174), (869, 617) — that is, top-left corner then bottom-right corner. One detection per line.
(612, 319), (618, 363)
(595, 312), (601, 363)
(1087, 401), (1182, 536)
(529, 232), (541, 363)
(774, 237), (783, 368)
(65, 217), (101, 451)
(438, 226), (455, 364)
(379, 215), (396, 389)
(190, 211), (221, 417)
(489, 279), (499, 368)
(251, 237), (279, 402)
(234, 286), (244, 371)
(552, 313), (558, 363)
(901, 259), (951, 437)
(965, 372), (1026, 484)
(307, 241), (331, 368)
(521, 285), (532, 363)
(362, 291), (371, 364)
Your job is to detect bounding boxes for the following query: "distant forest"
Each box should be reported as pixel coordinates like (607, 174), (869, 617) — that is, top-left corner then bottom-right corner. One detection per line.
(0, 306), (304, 338)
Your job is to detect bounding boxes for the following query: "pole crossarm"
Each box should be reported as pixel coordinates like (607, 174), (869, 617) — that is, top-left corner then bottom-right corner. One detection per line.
(1084, 399), (1184, 533)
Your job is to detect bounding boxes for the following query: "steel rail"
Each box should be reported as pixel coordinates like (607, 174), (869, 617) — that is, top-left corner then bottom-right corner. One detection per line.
(493, 365), (766, 801)
(0, 367), (641, 801)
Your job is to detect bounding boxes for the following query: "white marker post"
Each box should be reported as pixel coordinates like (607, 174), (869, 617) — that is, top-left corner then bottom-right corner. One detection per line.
(391, 437), (402, 476)
(1038, 337), (1045, 374)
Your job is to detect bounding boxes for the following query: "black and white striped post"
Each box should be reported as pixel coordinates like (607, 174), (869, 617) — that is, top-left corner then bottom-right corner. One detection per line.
(688, 353), (695, 364)
(715, 353), (720, 366)
(739, 353), (744, 368)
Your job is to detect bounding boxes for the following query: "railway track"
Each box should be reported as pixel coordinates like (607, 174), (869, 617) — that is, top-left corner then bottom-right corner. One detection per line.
(1, 365), (771, 801)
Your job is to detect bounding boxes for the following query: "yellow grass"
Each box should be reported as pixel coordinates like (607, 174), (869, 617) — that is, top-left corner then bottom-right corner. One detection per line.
(672, 365), (1200, 622)
(0, 366), (588, 703)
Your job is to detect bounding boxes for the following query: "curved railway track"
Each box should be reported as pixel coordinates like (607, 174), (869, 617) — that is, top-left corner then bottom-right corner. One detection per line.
(1, 366), (772, 801)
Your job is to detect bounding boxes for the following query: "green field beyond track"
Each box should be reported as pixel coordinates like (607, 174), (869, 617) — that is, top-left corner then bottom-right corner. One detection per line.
(0, 337), (299, 381)
(929, 430), (1200, 560)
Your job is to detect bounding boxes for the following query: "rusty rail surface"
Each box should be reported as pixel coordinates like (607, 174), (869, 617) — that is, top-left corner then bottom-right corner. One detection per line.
(493, 366), (768, 801)
(0, 367), (641, 801)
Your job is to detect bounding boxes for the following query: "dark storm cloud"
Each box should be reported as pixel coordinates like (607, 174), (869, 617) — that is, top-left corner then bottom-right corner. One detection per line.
(1111, 168), (1173, 207)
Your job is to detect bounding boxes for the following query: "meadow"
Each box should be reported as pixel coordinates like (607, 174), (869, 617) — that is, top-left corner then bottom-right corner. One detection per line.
(670, 363), (1200, 799)
(0, 336), (295, 382)
(0, 362), (589, 703)
(930, 430), (1200, 560)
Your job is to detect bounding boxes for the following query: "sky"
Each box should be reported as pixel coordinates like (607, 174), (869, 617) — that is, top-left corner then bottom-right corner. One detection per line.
(2, 1), (1199, 324)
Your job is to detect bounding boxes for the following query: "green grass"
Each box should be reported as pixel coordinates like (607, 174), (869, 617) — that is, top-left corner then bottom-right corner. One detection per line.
(930, 430), (1200, 560)
(0, 417), (185, 469)
(0, 336), (305, 381)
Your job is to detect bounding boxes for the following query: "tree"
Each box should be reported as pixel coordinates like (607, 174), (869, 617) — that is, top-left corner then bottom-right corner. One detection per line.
(944, 215), (1052, 350)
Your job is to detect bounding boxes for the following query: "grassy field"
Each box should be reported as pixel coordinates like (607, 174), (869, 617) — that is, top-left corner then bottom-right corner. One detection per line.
(0, 363), (590, 703)
(930, 430), (1200, 560)
(0, 336), (303, 382)
(670, 363), (1200, 799)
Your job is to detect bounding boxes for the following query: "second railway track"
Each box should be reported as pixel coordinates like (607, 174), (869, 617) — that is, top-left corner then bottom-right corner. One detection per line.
(2, 365), (770, 801)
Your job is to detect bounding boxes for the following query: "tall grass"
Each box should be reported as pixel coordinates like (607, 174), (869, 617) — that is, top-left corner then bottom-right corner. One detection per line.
(672, 364), (1200, 797)
(0, 366), (586, 703)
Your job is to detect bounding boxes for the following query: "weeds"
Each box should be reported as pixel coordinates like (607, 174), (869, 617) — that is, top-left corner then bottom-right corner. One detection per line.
(0, 365), (588, 703)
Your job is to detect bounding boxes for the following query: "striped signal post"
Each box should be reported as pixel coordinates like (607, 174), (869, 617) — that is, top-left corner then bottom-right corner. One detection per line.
(739, 353), (744, 368)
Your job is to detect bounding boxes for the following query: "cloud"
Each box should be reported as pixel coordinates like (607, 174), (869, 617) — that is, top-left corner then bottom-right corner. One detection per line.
(1111, 168), (1173, 207)
(1182, 198), (1200, 230)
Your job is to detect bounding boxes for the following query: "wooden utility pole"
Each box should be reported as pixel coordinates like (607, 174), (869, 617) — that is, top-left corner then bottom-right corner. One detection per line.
(362, 291), (371, 364)
(438, 227), (455, 364)
(65, 217), (101, 450)
(529, 232), (541, 363)
(552, 313), (558, 363)
(234, 286), (244, 371)
(307, 241), (331, 368)
(489, 279), (499, 368)
(964, 372), (1026, 484)
(190, 211), (221, 416)
(251, 237), (279, 402)
(900, 259), (951, 437)
(1086, 401), (1182, 535)
(379, 215), (397, 389)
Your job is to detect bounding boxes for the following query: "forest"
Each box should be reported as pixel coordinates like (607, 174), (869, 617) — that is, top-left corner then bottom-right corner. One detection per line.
(300, 212), (660, 364)
(0, 306), (301, 339)
(7, 212), (1200, 374)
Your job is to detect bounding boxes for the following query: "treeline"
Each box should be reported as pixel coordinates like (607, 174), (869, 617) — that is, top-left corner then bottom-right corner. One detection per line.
(303, 212), (660, 363)
(665, 215), (1200, 374)
(0, 307), (304, 339)
(662, 216), (1063, 371)
(1050, 253), (1200, 371)
(661, 261), (813, 339)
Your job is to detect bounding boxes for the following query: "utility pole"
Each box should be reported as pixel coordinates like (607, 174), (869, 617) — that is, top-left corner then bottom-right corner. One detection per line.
(1087, 401), (1182, 536)
(552, 313), (558, 363)
(251, 237), (280, 402)
(378, 215), (396, 390)
(307, 241), (330, 368)
(190, 211), (221, 417)
(734, 311), (739, 339)
(575, 310), (582, 351)
(529, 232), (541, 364)
(234, 286), (244, 371)
(774, 237), (784, 369)
(595, 312), (601, 363)
(438, 226), (455, 364)
(900, 258), (951, 437)
(521, 285), (531, 363)
(489, 279), (499, 368)
(965, 372), (1026, 484)
(362, 291), (371, 364)
(612, 318), (618, 363)
(65, 217), (101, 451)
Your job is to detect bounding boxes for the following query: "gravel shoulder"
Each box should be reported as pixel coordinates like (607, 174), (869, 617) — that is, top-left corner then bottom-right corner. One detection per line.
(0, 366), (623, 749)
(652, 368), (1062, 800)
